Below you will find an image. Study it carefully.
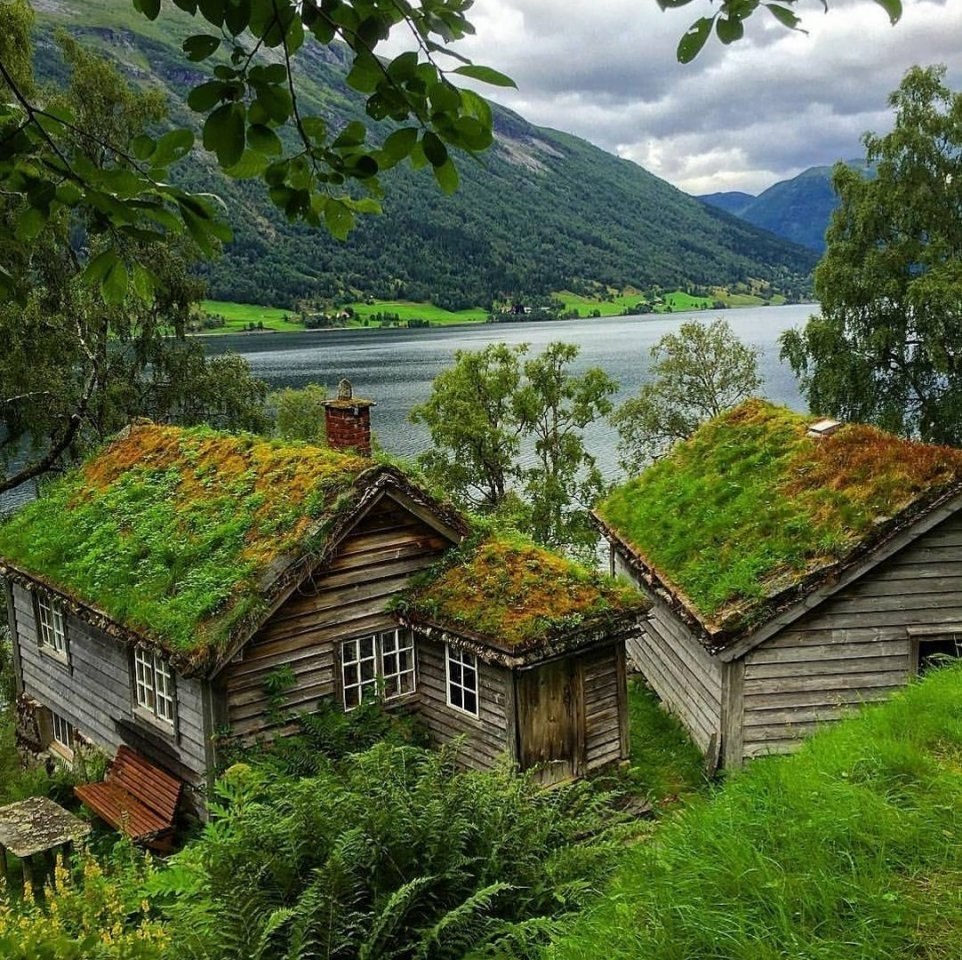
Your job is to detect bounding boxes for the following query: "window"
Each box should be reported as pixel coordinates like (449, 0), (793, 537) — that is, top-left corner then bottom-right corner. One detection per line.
(36, 593), (67, 658)
(446, 645), (479, 717)
(134, 648), (175, 725)
(341, 629), (416, 710)
(51, 711), (74, 753)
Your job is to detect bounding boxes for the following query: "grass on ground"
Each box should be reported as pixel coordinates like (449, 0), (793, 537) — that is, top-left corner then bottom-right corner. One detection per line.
(548, 662), (962, 960)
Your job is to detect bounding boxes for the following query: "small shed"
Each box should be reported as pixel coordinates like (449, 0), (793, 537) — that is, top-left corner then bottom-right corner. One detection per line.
(594, 400), (962, 768)
(398, 537), (647, 784)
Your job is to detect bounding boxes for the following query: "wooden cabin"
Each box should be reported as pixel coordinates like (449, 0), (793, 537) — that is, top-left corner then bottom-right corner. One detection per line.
(594, 399), (962, 769)
(0, 408), (641, 808)
(397, 539), (645, 784)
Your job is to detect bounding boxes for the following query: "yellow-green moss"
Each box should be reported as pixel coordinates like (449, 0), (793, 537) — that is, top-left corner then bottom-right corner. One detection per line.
(401, 535), (645, 648)
(597, 399), (962, 630)
(0, 425), (370, 660)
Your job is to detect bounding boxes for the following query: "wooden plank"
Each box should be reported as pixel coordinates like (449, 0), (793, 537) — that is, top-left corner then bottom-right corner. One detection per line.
(743, 739), (802, 760)
(748, 640), (909, 665)
(745, 655), (910, 681)
(4, 579), (23, 692)
(721, 659), (745, 770)
(743, 670), (907, 695)
(743, 702), (871, 726)
(743, 686), (893, 710)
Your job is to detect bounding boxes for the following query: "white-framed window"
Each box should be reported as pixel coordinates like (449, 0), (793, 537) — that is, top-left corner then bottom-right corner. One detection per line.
(36, 593), (67, 657)
(134, 648), (175, 725)
(341, 629), (416, 710)
(445, 644), (479, 718)
(51, 711), (74, 752)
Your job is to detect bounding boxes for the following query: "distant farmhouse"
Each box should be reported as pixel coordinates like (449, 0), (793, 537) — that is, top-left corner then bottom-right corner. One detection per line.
(0, 390), (643, 817)
(596, 400), (962, 769)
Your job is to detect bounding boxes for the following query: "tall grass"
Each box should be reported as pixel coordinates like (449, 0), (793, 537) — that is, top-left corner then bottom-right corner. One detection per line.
(547, 664), (962, 960)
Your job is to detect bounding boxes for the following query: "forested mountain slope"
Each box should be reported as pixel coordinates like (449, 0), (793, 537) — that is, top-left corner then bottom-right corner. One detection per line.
(699, 161), (874, 253)
(33, 0), (817, 308)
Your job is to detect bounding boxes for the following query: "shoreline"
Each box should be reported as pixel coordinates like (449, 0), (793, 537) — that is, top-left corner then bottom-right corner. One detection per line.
(190, 300), (818, 339)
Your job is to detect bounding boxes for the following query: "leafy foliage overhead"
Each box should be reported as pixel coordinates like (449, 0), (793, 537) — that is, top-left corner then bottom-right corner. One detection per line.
(0, 425), (370, 662)
(0, 0), (512, 303)
(664, 0), (902, 63)
(597, 399), (962, 635)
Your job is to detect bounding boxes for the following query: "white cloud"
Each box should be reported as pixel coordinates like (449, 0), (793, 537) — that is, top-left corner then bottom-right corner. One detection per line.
(432, 0), (962, 194)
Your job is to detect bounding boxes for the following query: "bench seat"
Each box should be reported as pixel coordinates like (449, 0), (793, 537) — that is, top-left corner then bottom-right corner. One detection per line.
(75, 746), (183, 851)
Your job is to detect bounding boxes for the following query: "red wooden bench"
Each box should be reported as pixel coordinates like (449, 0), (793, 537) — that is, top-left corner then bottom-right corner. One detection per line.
(75, 746), (183, 852)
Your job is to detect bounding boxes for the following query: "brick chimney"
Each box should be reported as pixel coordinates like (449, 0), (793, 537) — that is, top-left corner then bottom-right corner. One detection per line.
(322, 379), (375, 457)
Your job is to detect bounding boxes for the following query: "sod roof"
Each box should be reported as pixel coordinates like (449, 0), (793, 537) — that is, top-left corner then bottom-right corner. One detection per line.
(397, 536), (647, 661)
(0, 424), (376, 668)
(596, 399), (962, 641)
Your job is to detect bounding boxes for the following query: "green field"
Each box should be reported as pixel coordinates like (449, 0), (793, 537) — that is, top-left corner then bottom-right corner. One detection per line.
(199, 288), (784, 335)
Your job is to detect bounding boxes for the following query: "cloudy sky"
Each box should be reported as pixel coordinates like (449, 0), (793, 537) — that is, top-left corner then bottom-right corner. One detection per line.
(432, 0), (962, 196)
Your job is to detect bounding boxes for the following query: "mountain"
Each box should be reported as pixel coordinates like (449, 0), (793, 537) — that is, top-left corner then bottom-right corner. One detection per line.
(32, 1), (817, 309)
(698, 161), (873, 254)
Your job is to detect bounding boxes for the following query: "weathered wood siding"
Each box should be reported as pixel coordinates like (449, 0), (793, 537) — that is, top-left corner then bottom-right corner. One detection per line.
(9, 582), (208, 787)
(416, 638), (512, 770)
(583, 644), (628, 771)
(614, 554), (722, 753)
(223, 494), (452, 738)
(740, 511), (962, 760)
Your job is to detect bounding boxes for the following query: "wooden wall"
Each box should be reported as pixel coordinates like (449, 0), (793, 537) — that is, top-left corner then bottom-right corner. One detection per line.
(614, 554), (722, 754)
(416, 638), (512, 770)
(223, 493), (452, 739)
(583, 644), (629, 771)
(9, 582), (209, 787)
(739, 511), (962, 761)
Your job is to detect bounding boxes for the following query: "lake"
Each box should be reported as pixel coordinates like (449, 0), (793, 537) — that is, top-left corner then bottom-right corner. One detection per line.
(204, 303), (815, 480)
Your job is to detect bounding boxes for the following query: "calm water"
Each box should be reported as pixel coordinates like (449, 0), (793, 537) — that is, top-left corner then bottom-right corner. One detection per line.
(1, 304), (814, 512)
(204, 303), (814, 480)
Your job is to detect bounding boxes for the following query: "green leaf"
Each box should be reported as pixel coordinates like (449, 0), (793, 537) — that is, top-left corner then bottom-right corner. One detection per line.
(381, 128), (418, 164)
(429, 80), (461, 114)
(764, 3), (802, 29)
(84, 249), (117, 285)
(254, 84), (293, 124)
(249, 63), (288, 85)
(102, 258), (129, 306)
(188, 81), (226, 112)
(224, 0), (251, 34)
(301, 116), (326, 142)
(183, 34), (221, 61)
(16, 207), (46, 242)
(130, 263), (156, 300)
(130, 134), (155, 161)
(333, 121), (367, 148)
(452, 64), (517, 89)
(715, 15), (745, 44)
(152, 129), (195, 165)
(133, 0), (162, 20)
(421, 131), (448, 168)
(677, 16), (715, 63)
(225, 149), (269, 179)
(324, 199), (354, 240)
(874, 0), (902, 24)
(387, 51), (418, 82)
(203, 103), (246, 167)
(197, 0), (225, 26)
(248, 124), (283, 156)
(433, 157), (459, 195)
(460, 89), (492, 129)
(346, 53), (382, 94)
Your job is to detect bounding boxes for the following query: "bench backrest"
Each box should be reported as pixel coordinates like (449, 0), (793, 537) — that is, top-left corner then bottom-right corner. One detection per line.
(108, 745), (183, 824)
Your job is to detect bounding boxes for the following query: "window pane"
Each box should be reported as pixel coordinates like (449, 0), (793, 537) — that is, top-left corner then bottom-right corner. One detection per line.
(462, 690), (477, 716)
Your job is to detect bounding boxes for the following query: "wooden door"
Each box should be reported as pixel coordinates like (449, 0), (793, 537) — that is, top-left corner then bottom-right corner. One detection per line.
(516, 658), (585, 785)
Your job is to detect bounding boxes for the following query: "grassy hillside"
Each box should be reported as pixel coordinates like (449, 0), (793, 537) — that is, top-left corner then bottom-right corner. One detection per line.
(548, 662), (962, 959)
(33, 1), (817, 310)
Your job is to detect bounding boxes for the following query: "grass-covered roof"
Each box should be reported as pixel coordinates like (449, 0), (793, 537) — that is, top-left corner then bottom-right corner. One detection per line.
(0, 424), (372, 665)
(398, 535), (647, 657)
(596, 399), (962, 637)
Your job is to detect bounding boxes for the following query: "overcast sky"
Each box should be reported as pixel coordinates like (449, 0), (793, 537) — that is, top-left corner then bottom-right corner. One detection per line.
(429, 0), (962, 196)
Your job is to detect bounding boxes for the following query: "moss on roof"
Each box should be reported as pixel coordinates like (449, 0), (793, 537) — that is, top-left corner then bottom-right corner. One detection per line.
(0, 425), (370, 661)
(399, 534), (646, 651)
(597, 399), (962, 633)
